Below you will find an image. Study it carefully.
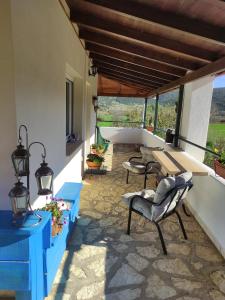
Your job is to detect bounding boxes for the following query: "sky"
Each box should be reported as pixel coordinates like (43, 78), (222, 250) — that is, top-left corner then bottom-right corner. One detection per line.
(213, 74), (225, 88)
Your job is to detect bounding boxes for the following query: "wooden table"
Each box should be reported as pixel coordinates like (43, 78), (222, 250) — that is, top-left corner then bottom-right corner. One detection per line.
(152, 151), (209, 176)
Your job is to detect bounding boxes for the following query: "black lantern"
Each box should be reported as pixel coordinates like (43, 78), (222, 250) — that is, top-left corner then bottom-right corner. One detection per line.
(89, 65), (98, 76)
(11, 144), (29, 177)
(8, 180), (29, 216)
(92, 96), (99, 112)
(35, 161), (54, 195)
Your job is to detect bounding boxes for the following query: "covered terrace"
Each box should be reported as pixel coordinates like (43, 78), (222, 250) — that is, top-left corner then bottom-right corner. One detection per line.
(1, 1), (225, 300)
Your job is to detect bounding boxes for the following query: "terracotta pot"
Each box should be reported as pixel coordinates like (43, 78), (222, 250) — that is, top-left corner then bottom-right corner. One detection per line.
(146, 126), (154, 132)
(52, 222), (63, 237)
(214, 159), (225, 179)
(86, 160), (102, 169)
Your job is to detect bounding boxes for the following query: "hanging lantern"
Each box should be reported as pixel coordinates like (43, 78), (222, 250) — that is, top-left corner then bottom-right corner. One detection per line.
(8, 180), (29, 216)
(35, 161), (54, 195)
(11, 144), (29, 177)
(89, 65), (98, 76)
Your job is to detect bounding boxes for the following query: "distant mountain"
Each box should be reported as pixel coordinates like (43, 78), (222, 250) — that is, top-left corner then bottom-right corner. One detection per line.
(99, 87), (225, 114)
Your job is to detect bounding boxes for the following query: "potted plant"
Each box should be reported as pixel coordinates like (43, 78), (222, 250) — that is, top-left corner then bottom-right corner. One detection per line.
(86, 153), (104, 169)
(146, 116), (154, 132)
(41, 198), (68, 236)
(91, 144), (105, 155)
(90, 144), (98, 154)
(214, 149), (225, 179)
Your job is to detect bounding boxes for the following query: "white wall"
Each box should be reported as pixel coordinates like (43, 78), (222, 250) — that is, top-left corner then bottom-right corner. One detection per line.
(0, 0), (97, 209)
(0, 1), (17, 209)
(180, 76), (213, 161)
(100, 127), (143, 144)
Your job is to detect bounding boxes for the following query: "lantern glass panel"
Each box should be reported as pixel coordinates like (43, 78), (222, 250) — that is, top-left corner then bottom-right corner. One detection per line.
(41, 175), (52, 190)
(11, 195), (28, 214)
(14, 157), (28, 176)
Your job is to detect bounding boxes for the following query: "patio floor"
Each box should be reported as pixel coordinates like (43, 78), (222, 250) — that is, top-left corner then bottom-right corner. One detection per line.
(47, 145), (225, 300)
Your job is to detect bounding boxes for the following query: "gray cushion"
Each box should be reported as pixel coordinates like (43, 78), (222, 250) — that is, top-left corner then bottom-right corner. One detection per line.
(122, 161), (146, 174)
(151, 172), (192, 222)
(122, 189), (155, 220)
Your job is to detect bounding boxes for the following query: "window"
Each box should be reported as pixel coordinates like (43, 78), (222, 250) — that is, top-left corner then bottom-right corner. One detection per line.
(66, 79), (74, 138)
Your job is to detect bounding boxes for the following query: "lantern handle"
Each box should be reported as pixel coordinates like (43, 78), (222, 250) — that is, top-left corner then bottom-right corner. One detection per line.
(18, 125), (28, 148)
(28, 141), (47, 162)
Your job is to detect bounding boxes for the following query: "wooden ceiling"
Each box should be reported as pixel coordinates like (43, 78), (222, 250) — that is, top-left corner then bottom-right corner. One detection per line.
(66, 0), (225, 97)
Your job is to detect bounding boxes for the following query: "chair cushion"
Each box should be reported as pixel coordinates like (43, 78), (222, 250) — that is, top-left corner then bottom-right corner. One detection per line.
(140, 146), (163, 163)
(122, 161), (146, 174)
(151, 172), (192, 222)
(122, 189), (155, 220)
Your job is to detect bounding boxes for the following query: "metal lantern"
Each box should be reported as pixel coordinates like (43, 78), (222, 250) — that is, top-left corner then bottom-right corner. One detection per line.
(89, 65), (98, 76)
(8, 180), (29, 216)
(11, 144), (29, 177)
(35, 161), (54, 195)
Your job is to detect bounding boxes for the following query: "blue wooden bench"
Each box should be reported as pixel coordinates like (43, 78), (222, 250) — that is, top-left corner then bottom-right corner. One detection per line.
(0, 182), (82, 300)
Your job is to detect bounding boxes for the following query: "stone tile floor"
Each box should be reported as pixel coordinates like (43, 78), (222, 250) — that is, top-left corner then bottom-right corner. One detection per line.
(46, 147), (225, 300)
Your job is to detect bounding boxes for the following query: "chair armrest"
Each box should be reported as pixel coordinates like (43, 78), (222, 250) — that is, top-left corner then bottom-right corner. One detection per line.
(145, 161), (161, 173)
(129, 194), (157, 209)
(129, 156), (143, 162)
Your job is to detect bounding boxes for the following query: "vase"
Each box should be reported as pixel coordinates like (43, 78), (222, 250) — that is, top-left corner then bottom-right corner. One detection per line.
(214, 159), (225, 179)
(86, 160), (102, 169)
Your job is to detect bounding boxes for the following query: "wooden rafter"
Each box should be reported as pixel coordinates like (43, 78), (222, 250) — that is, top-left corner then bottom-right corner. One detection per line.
(98, 67), (160, 88)
(79, 26), (205, 70)
(86, 0), (225, 45)
(94, 60), (167, 85)
(86, 42), (186, 77)
(90, 53), (176, 82)
(100, 73), (152, 92)
(70, 0), (217, 61)
(91, 54), (171, 83)
(99, 70), (156, 90)
(66, 0), (225, 96)
(149, 56), (225, 97)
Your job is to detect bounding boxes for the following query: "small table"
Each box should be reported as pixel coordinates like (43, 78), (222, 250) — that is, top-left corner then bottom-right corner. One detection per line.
(152, 151), (209, 176)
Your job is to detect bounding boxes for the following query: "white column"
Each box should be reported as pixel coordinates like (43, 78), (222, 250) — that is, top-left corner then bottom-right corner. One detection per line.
(180, 76), (214, 161)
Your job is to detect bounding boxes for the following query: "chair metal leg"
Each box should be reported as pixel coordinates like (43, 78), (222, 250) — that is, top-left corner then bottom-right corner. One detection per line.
(175, 211), (188, 240)
(182, 203), (191, 217)
(144, 173), (147, 189)
(127, 207), (132, 235)
(154, 222), (167, 255)
(126, 170), (129, 184)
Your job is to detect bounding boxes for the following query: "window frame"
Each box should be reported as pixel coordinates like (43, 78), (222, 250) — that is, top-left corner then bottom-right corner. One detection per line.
(66, 78), (74, 140)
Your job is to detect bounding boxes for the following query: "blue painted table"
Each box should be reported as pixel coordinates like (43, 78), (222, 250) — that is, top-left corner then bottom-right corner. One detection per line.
(0, 182), (82, 300)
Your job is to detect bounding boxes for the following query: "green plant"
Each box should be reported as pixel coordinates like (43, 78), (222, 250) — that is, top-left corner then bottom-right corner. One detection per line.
(41, 198), (69, 225)
(86, 153), (105, 163)
(219, 150), (225, 165)
(91, 144), (98, 149)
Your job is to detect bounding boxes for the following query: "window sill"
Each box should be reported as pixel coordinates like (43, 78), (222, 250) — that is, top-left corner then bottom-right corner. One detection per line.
(66, 141), (83, 157)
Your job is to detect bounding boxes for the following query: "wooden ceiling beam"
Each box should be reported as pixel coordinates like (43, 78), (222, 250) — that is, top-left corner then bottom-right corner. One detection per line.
(69, 0), (215, 61)
(100, 73), (152, 92)
(80, 26), (204, 70)
(99, 70), (154, 91)
(148, 56), (225, 97)
(94, 59), (167, 85)
(86, 0), (225, 45)
(97, 64), (162, 88)
(90, 53), (175, 82)
(86, 42), (186, 77)
(98, 67), (160, 88)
